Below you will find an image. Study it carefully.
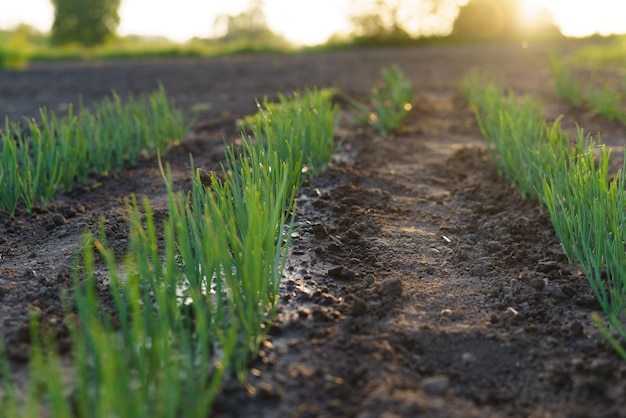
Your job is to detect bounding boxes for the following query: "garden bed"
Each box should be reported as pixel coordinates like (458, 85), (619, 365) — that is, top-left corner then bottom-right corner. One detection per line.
(1, 44), (625, 417)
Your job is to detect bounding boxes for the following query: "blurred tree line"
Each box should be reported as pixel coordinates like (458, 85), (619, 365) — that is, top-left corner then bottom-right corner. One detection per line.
(0, 0), (571, 70)
(347, 0), (459, 45)
(50, 0), (121, 46)
(451, 0), (560, 41)
(348, 0), (561, 45)
(212, 0), (290, 49)
(13, 0), (561, 50)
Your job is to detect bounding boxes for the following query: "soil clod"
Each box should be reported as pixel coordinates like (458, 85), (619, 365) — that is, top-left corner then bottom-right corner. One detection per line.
(377, 277), (403, 297)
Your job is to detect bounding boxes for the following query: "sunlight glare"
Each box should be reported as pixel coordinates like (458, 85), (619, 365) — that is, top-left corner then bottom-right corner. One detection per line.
(118, 0), (249, 42)
(265, 0), (351, 45)
(521, 0), (626, 37)
(518, 0), (544, 28)
(2, 0), (626, 44)
(0, 0), (53, 31)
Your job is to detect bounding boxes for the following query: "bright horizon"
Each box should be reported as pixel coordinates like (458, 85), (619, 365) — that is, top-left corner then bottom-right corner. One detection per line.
(1, 0), (626, 45)
(0, 0), (352, 45)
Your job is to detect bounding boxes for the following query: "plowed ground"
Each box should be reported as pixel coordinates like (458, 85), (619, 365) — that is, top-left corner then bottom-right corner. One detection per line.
(1, 44), (625, 417)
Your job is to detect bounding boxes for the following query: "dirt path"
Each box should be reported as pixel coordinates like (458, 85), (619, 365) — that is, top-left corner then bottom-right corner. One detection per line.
(1, 44), (625, 417)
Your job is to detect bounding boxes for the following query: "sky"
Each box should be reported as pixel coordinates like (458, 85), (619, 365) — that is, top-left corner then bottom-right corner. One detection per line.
(1, 0), (626, 45)
(522, 0), (626, 38)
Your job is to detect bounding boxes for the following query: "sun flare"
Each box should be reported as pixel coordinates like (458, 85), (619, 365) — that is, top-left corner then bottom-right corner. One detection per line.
(519, 0), (626, 37)
(265, 0), (351, 45)
(518, 0), (545, 27)
(1, 0), (626, 44)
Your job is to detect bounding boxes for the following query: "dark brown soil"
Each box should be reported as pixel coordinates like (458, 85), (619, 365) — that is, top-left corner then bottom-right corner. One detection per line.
(1, 44), (626, 417)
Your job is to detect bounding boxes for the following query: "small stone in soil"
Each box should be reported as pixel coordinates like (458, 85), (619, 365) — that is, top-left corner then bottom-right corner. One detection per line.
(529, 277), (545, 291)
(421, 375), (450, 396)
(575, 294), (601, 309)
(350, 296), (368, 316)
(378, 277), (403, 297)
(536, 260), (560, 274)
(544, 283), (565, 299)
(461, 352), (477, 364)
(327, 265), (356, 281)
(51, 214), (67, 226)
(470, 265), (487, 277)
(312, 307), (336, 322)
(298, 308), (312, 318)
(311, 224), (329, 237)
(327, 243), (342, 253)
(257, 382), (284, 400)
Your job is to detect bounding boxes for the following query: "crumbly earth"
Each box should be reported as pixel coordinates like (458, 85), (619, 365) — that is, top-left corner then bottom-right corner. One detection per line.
(1, 44), (626, 417)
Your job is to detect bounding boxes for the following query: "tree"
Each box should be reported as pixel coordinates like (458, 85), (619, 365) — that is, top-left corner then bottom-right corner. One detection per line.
(451, 0), (518, 40)
(50, 0), (121, 46)
(350, 0), (411, 42)
(451, 0), (560, 41)
(214, 1), (270, 42)
(212, 0), (289, 48)
(348, 0), (463, 44)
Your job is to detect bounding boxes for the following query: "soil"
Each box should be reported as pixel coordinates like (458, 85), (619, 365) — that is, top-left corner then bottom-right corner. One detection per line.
(2, 44), (626, 417)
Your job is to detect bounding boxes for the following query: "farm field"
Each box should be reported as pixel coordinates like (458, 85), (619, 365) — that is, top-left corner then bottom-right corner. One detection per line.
(1, 44), (626, 417)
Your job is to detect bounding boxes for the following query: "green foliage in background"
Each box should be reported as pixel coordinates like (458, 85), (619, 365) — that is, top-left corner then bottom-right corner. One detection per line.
(0, 26), (34, 70)
(451, 0), (561, 41)
(452, 0), (520, 40)
(0, 31), (295, 70)
(549, 55), (582, 105)
(213, 0), (291, 49)
(550, 53), (626, 123)
(351, 65), (415, 134)
(348, 0), (412, 45)
(51, 0), (122, 46)
(570, 36), (626, 68)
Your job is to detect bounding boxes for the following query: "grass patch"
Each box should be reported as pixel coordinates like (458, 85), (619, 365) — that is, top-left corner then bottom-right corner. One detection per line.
(464, 74), (626, 359)
(0, 85), (188, 216)
(0, 89), (339, 417)
(241, 88), (340, 178)
(0, 34), (297, 69)
(549, 55), (582, 106)
(550, 54), (626, 123)
(350, 65), (415, 134)
(569, 36), (626, 68)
